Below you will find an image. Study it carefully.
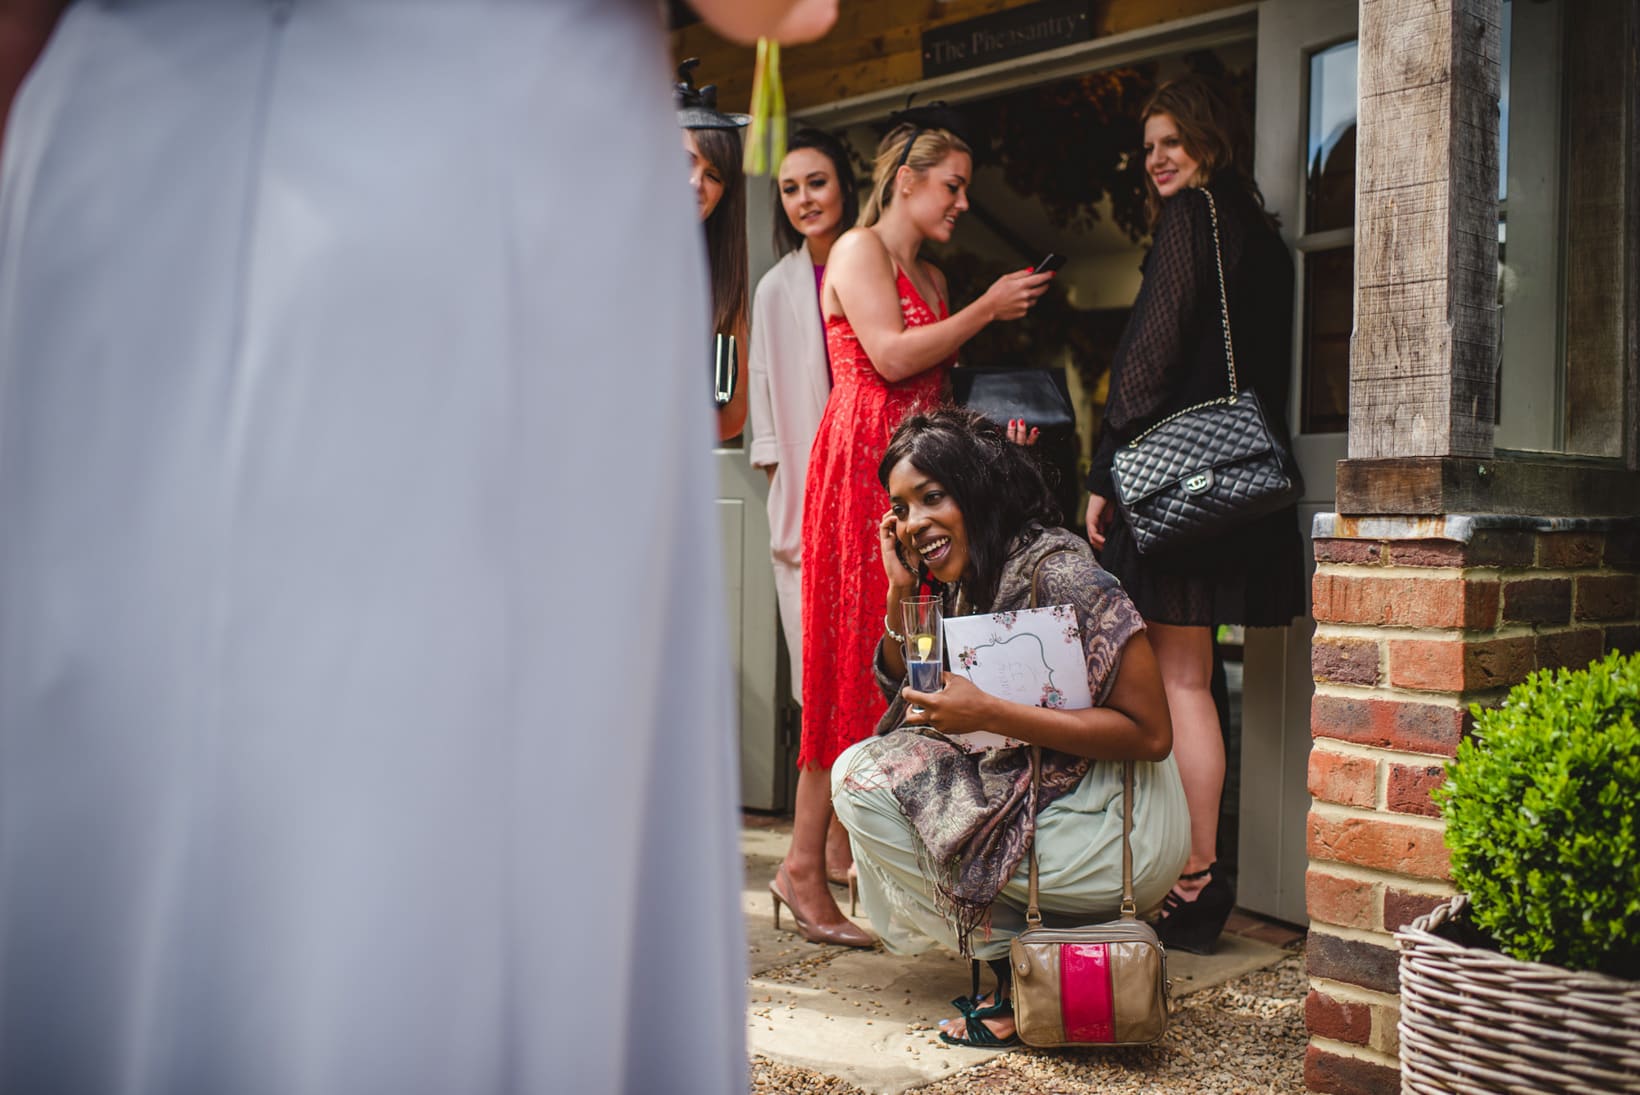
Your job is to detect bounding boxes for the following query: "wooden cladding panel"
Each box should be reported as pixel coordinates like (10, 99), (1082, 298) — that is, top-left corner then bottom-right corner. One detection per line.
(673, 0), (1037, 114)
(1350, 0), (1501, 460)
(669, 0), (1248, 115)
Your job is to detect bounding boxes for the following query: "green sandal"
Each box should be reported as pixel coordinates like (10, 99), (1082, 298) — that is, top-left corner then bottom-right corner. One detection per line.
(938, 1006), (1020, 1048)
(950, 957), (1010, 1020)
(939, 959), (1020, 1048)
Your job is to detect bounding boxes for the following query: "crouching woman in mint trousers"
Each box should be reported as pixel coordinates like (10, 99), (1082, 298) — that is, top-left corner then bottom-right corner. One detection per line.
(831, 408), (1191, 1047)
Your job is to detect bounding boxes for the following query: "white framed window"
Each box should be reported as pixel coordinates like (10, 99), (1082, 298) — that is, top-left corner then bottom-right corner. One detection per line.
(1496, 0), (1635, 461)
(1297, 38), (1356, 436)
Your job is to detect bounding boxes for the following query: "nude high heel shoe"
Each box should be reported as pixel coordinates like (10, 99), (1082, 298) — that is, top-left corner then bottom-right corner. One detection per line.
(827, 863), (860, 913)
(769, 865), (873, 948)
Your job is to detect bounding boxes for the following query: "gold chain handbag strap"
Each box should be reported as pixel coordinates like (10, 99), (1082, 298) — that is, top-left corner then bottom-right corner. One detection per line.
(1022, 550), (1138, 927)
(1123, 187), (1239, 449)
(1202, 188), (1238, 395)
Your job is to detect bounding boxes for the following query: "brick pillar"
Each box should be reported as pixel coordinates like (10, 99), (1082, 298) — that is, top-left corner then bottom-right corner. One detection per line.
(1303, 518), (1640, 1094)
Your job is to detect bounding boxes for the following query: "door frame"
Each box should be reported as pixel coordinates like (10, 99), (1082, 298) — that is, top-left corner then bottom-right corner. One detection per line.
(735, 2), (1349, 906)
(717, 443), (789, 811)
(1237, 0), (1357, 925)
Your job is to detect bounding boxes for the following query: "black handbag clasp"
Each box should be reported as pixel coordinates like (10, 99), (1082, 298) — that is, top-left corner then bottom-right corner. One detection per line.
(1183, 469), (1213, 494)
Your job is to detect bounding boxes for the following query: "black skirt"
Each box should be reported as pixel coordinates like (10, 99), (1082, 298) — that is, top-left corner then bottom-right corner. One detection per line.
(1096, 503), (1307, 628)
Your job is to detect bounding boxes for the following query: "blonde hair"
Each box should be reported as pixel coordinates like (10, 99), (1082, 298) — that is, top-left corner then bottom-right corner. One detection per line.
(857, 123), (972, 228)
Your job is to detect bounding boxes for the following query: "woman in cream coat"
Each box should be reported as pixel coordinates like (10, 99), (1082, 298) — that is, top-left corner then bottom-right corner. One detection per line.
(747, 129), (861, 904)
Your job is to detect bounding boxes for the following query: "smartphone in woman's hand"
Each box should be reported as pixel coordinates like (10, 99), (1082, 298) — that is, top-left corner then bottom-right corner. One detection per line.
(891, 527), (927, 585)
(894, 538), (925, 583)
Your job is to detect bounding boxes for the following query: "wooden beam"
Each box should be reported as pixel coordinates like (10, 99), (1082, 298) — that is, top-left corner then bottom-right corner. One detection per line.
(1349, 0), (1502, 459)
(1334, 456), (1640, 518)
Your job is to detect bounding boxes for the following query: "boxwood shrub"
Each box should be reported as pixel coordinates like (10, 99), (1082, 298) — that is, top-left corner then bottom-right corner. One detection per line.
(1436, 650), (1640, 978)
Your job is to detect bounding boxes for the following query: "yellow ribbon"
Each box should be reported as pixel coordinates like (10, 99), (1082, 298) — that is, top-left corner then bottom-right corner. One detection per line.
(742, 38), (786, 176)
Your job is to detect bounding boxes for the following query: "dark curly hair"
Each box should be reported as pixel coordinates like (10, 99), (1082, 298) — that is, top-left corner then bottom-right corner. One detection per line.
(877, 407), (1062, 611)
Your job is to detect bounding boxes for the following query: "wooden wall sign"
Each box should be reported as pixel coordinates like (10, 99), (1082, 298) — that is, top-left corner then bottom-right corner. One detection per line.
(921, 0), (1093, 78)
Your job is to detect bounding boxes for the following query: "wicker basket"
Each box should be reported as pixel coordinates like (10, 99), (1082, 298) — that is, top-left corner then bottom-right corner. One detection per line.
(1396, 895), (1640, 1093)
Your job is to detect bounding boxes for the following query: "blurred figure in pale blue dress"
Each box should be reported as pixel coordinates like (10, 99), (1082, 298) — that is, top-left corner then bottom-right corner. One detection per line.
(0, 1), (833, 1091)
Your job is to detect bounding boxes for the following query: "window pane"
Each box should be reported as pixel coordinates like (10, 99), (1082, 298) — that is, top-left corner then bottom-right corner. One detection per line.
(1302, 246), (1353, 434)
(1495, 0), (1560, 452)
(1306, 40), (1358, 233)
(1499, 0), (1511, 200)
(1561, 0), (1628, 458)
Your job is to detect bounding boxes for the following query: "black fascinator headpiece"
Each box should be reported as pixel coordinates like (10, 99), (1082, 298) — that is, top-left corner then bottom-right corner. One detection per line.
(675, 58), (750, 131)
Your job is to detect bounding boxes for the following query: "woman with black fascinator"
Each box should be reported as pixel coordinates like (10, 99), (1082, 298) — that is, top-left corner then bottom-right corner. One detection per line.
(676, 59), (751, 441)
(830, 408), (1190, 1046)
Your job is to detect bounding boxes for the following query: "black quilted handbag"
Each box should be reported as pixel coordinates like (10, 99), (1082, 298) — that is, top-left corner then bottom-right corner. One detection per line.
(1110, 190), (1302, 555)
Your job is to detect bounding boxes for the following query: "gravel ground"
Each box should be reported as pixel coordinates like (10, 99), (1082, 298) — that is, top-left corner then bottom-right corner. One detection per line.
(750, 949), (1307, 1095)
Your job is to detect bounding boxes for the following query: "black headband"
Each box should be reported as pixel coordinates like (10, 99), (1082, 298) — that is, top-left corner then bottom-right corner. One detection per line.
(886, 101), (975, 174)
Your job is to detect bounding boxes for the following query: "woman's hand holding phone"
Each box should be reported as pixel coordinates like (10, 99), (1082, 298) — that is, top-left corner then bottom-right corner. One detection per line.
(879, 511), (920, 680)
(982, 267), (1054, 322)
(879, 510), (918, 592)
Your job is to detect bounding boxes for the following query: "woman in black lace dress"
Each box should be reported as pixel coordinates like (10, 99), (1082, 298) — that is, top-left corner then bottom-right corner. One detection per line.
(1083, 75), (1304, 954)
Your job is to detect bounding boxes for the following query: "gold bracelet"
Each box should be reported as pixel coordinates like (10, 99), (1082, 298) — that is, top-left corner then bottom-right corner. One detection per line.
(884, 613), (905, 644)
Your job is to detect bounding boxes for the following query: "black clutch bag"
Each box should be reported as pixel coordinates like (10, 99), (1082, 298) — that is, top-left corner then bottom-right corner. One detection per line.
(954, 365), (1082, 523)
(950, 366), (1075, 433)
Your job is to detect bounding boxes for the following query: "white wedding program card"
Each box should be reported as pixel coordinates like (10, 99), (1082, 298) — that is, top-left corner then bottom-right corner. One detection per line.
(941, 603), (1091, 752)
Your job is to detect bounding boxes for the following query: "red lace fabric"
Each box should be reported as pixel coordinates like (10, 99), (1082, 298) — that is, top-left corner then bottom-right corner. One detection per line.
(799, 271), (951, 769)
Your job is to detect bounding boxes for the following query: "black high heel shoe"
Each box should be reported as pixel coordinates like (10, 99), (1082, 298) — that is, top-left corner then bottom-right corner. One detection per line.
(1154, 862), (1234, 955)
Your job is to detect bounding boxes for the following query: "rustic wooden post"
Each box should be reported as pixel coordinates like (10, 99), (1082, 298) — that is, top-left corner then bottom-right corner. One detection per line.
(1351, 0), (1502, 461)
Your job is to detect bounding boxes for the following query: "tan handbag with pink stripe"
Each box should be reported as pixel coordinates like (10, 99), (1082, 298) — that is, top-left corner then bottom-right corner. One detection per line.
(1008, 753), (1171, 1047)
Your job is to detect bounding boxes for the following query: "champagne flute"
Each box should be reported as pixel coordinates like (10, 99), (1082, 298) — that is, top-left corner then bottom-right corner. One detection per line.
(900, 596), (944, 713)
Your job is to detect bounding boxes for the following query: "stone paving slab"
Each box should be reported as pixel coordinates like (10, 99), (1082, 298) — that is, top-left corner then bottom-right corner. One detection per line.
(741, 821), (1293, 1095)
(748, 947), (990, 1094)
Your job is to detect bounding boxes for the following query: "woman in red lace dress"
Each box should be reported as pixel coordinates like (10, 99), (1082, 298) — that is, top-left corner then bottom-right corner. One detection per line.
(769, 112), (1054, 945)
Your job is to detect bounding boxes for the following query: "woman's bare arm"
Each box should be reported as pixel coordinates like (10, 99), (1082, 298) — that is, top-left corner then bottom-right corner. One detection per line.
(826, 229), (1048, 383)
(901, 632), (1174, 762)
